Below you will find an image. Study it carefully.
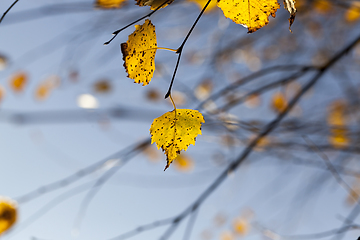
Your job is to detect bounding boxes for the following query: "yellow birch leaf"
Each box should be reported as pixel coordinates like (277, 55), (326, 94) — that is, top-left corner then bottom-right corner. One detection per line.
(345, 2), (360, 23)
(121, 19), (157, 86)
(0, 197), (17, 236)
(9, 72), (27, 93)
(150, 109), (205, 170)
(95, 0), (127, 8)
(136, 0), (174, 10)
(217, 0), (280, 33)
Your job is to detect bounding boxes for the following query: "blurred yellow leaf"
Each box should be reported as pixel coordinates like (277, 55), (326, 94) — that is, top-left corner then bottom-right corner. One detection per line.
(233, 218), (249, 235)
(345, 2), (360, 23)
(327, 100), (347, 126)
(0, 54), (8, 71)
(121, 19), (157, 86)
(35, 75), (60, 101)
(95, 0), (127, 8)
(0, 197), (17, 236)
(271, 91), (287, 113)
(174, 153), (194, 172)
(94, 80), (112, 93)
(195, 79), (213, 100)
(9, 72), (27, 93)
(220, 231), (234, 240)
(146, 88), (161, 102)
(313, 0), (332, 14)
(245, 93), (261, 108)
(217, 0), (280, 33)
(150, 109), (205, 170)
(188, 0), (218, 12)
(136, 0), (174, 10)
(328, 128), (349, 148)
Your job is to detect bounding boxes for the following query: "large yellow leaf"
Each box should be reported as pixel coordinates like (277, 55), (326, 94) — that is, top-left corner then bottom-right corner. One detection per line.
(217, 0), (280, 33)
(95, 0), (127, 8)
(150, 109), (205, 170)
(121, 19), (157, 86)
(136, 0), (174, 10)
(0, 197), (17, 236)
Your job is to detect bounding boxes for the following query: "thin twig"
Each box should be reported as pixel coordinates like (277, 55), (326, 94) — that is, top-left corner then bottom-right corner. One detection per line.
(0, 0), (19, 24)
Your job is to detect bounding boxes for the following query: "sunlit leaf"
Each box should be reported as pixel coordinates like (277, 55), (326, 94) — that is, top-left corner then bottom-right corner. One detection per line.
(9, 72), (27, 93)
(233, 218), (249, 235)
(271, 91), (287, 113)
(150, 109), (205, 170)
(313, 0), (332, 14)
(174, 153), (194, 172)
(94, 79), (112, 94)
(121, 19), (157, 86)
(345, 2), (360, 23)
(217, 0), (280, 33)
(327, 100), (347, 126)
(136, 0), (174, 10)
(188, 0), (218, 12)
(0, 196), (17, 236)
(95, 0), (127, 8)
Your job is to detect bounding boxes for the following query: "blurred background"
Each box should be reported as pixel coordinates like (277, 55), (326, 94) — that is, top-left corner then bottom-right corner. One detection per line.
(1, 0), (360, 239)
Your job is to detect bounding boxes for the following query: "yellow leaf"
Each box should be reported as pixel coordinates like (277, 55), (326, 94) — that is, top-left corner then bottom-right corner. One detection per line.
(9, 72), (27, 93)
(174, 153), (194, 172)
(217, 0), (280, 33)
(345, 2), (360, 23)
(233, 218), (249, 235)
(136, 0), (174, 10)
(150, 109), (205, 170)
(188, 0), (218, 12)
(121, 19), (157, 86)
(271, 91), (287, 113)
(220, 231), (234, 240)
(35, 75), (60, 101)
(0, 197), (17, 236)
(95, 0), (127, 8)
(313, 0), (332, 14)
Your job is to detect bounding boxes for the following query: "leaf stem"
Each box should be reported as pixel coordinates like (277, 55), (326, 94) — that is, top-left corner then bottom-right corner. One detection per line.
(156, 47), (177, 52)
(169, 93), (176, 110)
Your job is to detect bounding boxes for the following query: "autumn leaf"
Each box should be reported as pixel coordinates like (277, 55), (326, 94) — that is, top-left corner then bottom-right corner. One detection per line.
(9, 71), (27, 93)
(94, 79), (112, 93)
(150, 109), (205, 170)
(217, 0), (280, 33)
(121, 19), (157, 86)
(271, 91), (287, 113)
(35, 75), (60, 101)
(345, 2), (360, 23)
(136, 0), (174, 10)
(174, 153), (194, 172)
(232, 218), (249, 235)
(283, 0), (296, 32)
(0, 196), (17, 236)
(95, 0), (127, 8)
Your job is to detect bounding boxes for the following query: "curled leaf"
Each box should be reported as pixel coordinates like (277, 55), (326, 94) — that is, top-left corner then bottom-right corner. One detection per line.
(150, 109), (205, 170)
(121, 19), (157, 86)
(217, 0), (280, 33)
(283, 0), (296, 32)
(9, 72), (27, 93)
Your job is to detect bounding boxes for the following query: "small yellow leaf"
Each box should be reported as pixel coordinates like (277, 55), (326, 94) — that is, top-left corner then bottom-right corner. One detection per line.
(95, 0), (127, 8)
(35, 75), (60, 101)
(345, 2), (360, 23)
(174, 153), (194, 172)
(136, 0), (174, 10)
(233, 218), (249, 235)
(188, 0), (218, 12)
(0, 197), (17, 236)
(220, 231), (234, 240)
(217, 0), (280, 33)
(9, 72), (27, 93)
(271, 91), (287, 113)
(313, 0), (332, 14)
(150, 109), (205, 170)
(121, 19), (157, 86)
